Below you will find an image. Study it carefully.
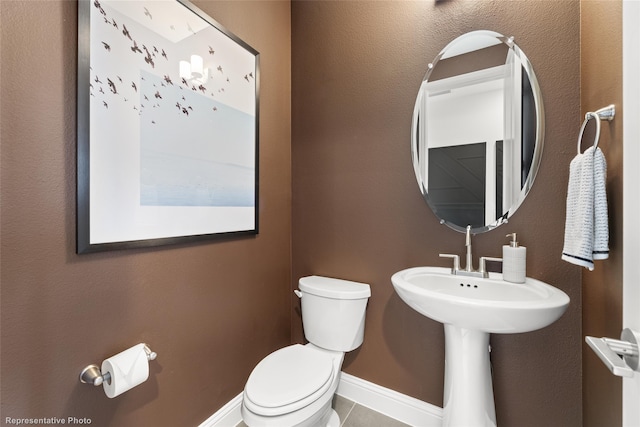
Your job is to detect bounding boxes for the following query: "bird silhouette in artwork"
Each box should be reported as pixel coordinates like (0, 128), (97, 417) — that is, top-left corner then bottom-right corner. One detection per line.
(94, 76), (102, 84)
(131, 41), (142, 54)
(131, 82), (137, 92)
(122, 25), (132, 40)
(163, 75), (173, 85)
(248, 72), (254, 79)
(182, 107), (189, 115)
(198, 84), (206, 93)
(213, 107), (217, 112)
(154, 91), (162, 99)
(176, 102), (181, 110)
(244, 74), (250, 82)
(99, 87), (104, 94)
(103, 101), (108, 108)
(142, 45), (156, 68)
(117, 76), (122, 82)
(209, 46), (215, 55)
(94, 0), (106, 15)
(144, 95), (149, 101)
(112, 19), (118, 29)
(161, 49), (168, 60)
(107, 78), (117, 94)
(144, 7), (152, 19)
(181, 78), (188, 87)
(217, 65), (223, 73)
(101, 42), (110, 51)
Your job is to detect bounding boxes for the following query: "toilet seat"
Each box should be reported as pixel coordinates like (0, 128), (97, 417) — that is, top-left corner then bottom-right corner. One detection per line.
(243, 344), (335, 417)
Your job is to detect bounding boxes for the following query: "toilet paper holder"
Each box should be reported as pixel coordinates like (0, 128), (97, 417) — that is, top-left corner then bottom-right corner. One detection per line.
(80, 344), (157, 386)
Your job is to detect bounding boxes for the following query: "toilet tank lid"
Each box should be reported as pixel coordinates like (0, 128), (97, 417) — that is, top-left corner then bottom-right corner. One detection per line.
(299, 276), (371, 299)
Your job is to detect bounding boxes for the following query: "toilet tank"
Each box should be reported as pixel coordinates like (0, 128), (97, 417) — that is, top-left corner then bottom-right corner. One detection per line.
(298, 276), (371, 352)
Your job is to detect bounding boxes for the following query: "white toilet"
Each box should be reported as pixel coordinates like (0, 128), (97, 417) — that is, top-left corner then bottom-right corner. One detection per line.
(241, 275), (371, 427)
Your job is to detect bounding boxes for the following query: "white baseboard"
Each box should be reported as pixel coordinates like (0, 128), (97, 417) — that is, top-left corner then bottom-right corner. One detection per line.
(336, 372), (442, 427)
(198, 373), (443, 427)
(198, 392), (243, 427)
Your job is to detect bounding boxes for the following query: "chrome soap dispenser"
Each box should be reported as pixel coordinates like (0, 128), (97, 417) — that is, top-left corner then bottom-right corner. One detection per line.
(503, 233), (526, 283)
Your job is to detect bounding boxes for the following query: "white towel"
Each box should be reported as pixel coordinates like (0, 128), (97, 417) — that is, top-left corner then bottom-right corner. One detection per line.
(592, 148), (609, 259)
(562, 146), (609, 270)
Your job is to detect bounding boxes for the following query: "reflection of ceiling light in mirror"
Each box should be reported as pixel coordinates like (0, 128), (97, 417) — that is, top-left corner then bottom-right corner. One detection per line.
(180, 54), (209, 85)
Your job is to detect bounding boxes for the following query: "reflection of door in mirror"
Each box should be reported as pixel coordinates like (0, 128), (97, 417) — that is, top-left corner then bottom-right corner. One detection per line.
(496, 141), (503, 221)
(428, 143), (486, 228)
(421, 53), (536, 228)
(504, 52), (536, 204)
(423, 65), (505, 227)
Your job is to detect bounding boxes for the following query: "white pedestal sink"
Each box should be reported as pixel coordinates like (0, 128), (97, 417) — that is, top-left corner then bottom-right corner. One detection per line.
(391, 267), (570, 427)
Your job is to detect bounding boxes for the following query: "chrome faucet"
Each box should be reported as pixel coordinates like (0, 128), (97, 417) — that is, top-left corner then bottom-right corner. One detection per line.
(464, 225), (473, 273)
(440, 225), (502, 278)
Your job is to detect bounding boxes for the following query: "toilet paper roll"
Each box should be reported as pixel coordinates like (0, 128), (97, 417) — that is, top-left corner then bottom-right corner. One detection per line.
(101, 343), (149, 398)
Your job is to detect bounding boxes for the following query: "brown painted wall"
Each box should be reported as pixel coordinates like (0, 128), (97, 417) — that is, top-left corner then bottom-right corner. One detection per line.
(3, 1), (623, 426)
(581, 1), (624, 426)
(291, 2), (582, 426)
(0, 1), (291, 426)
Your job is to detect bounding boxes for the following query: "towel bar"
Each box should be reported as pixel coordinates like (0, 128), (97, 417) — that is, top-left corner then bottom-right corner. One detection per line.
(577, 104), (615, 153)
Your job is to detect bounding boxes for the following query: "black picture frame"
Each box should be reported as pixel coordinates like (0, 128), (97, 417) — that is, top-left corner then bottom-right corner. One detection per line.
(77, 0), (259, 254)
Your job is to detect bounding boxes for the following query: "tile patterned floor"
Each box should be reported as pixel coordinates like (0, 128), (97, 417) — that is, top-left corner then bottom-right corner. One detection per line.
(237, 395), (410, 427)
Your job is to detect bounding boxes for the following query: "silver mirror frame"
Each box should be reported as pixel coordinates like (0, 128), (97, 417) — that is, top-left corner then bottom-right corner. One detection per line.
(411, 30), (545, 234)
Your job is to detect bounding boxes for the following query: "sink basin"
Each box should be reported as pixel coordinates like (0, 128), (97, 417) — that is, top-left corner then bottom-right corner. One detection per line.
(391, 266), (569, 333)
(392, 266), (570, 427)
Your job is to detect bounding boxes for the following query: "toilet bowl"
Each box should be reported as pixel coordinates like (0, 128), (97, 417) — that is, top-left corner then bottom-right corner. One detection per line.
(241, 276), (371, 427)
(241, 344), (343, 427)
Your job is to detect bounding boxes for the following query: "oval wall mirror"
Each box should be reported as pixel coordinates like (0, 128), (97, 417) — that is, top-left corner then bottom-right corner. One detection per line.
(411, 30), (544, 234)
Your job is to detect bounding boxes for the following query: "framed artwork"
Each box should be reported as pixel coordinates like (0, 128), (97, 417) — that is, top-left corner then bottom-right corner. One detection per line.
(77, 0), (259, 253)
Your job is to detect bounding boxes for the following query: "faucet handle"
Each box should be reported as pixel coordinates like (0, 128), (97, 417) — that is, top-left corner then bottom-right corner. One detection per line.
(479, 257), (503, 277)
(439, 253), (460, 273)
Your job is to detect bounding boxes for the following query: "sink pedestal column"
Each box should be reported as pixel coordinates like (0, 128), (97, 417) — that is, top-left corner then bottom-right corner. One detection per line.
(443, 324), (496, 427)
